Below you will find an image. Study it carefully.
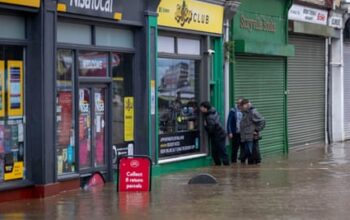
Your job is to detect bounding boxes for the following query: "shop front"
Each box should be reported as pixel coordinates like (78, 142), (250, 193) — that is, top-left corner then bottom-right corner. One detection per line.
(55, 0), (148, 185)
(231, 0), (294, 154)
(0, 0), (46, 202)
(152, 0), (225, 173)
(288, 3), (339, 147)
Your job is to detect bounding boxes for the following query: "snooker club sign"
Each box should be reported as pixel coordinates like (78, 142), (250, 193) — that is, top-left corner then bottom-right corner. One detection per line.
(57, 0), (122, 20)
(158, 0), (224, 34)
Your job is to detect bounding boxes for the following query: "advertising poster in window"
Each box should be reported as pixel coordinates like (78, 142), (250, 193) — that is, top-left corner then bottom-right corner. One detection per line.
(0, 61), (4, 117)
(57, 91), (73, 146)
(7, 61), (23, 117)
(158, 58), (200, 157)
(124, 97), (134, 142)
(159, 130), (200, 157)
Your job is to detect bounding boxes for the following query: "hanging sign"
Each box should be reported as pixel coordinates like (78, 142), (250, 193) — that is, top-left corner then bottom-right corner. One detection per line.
(118, 156), (152, 192)
(158, 0), (224, 34)
(288, 4), (328, 26)
(57, 0), (122, 20)
(0, 61), (4, 117)
(7, 61), (24, 117)
(124, 97), (134, 142)
(0, 0), (40, 8)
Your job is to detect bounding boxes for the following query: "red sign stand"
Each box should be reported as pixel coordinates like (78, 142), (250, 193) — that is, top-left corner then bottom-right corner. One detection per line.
(118, 156), (152, 192)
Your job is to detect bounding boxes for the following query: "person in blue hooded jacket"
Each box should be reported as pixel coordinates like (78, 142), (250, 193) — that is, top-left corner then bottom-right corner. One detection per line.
(227, 98), (243, 164)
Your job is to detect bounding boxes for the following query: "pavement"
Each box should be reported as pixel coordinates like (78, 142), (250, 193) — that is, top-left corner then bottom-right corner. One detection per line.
(1, 142), (350, 220)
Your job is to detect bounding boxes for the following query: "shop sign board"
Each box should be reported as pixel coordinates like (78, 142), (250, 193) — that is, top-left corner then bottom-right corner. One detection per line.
(0, 0), (40, 8)
(288, 4), (328, 26)
(328, 15), (343, 29)
(159, 130), (200, 157)
(118, 156), (152, 192)
(158, 0), (224, 34)
(57, 0), (122, 20)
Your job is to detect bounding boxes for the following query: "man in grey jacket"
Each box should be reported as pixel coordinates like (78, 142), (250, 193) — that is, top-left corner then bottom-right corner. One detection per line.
(240, 99), (265, 164)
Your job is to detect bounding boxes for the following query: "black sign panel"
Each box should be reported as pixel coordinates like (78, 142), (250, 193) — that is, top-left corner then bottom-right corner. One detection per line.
(58, 0), (119, 19)
(159, 131), (200, 157)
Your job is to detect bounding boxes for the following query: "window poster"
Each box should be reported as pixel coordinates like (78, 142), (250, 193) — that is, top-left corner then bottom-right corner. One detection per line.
(0, 61), (4, 117)
(124, 97), (134, 142)
(57, 91), (73, 146)
(7, 61), (23, 117)
(0, 154), (3, 182)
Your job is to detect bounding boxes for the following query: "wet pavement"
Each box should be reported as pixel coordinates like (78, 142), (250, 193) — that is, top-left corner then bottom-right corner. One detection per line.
(1, 142), (350, 220)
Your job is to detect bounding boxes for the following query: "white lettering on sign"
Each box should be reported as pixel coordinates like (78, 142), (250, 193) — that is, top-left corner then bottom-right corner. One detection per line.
(69, 0), (113, 13)
(126, 171), (143, 177)
(81, 60), (103, 69)
(328, 15), (343, 29)
(288, 4), (328, 26)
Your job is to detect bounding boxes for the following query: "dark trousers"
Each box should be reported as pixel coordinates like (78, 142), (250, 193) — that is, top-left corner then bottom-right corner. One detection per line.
(211, 138), (229, 166)
(241, 140), (261, 164)
(231, 133), (243, 163)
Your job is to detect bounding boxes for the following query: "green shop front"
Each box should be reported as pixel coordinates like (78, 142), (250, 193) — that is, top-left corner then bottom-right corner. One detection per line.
(231, 0), (294, 154)
(151, 0), (225, 174)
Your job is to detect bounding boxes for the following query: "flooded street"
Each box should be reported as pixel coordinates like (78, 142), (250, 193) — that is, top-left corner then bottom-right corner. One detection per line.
(1, 142), (350, 219)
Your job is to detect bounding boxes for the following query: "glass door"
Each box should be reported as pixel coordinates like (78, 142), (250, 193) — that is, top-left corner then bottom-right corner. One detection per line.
(79, 86), (106, 171)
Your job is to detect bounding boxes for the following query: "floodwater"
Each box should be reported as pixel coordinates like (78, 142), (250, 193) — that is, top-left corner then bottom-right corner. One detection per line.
(1, 142), (350, 220)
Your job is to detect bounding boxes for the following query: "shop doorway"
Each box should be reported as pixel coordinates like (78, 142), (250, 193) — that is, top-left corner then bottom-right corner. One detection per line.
(78, 85), (107, 172)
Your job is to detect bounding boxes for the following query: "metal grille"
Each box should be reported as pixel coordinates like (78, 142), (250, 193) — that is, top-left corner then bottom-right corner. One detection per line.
(235, 56), (286, 154)
(288, 35), (326, 147)
(344, 42), (350, 139)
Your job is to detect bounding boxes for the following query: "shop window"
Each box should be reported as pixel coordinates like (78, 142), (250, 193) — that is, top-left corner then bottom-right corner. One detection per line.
(56, 49), (75, 175)
(112, 53), (133, 148)
(158, 36), (175, 54)
(0, 15), (25, 40)
(57, 22), (91, 45)
(95, 27), (134, 48)
(0, 46), (25, 183)
(158, 58), (200, 157)
(78, 51), (108, 77)
(177, 38), (200, 55)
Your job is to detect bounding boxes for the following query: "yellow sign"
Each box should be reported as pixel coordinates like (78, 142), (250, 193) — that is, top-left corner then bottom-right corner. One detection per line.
(0, 0), (40, 8)
(7, 61), (24, 117)
(4, 162), (24, 181)
(158, 0), (224, 34)
(0, 61), (4, 117)
(124, 97), (134, 142)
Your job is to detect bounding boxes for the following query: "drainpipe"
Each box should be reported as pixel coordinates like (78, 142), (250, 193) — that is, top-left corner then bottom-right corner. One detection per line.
(223, 0), (240, 128)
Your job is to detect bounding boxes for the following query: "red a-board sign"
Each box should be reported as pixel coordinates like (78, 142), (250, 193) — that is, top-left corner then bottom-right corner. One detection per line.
(118, 156), (152, 192)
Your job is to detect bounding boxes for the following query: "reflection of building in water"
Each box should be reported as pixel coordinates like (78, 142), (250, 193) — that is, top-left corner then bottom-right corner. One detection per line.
(160, 62), (190, 90)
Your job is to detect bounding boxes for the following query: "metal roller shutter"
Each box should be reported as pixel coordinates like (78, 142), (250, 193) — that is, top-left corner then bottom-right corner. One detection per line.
(288, 35), (325, 147)
(344, 42), (350, 139)
(235, 56), (286, 154)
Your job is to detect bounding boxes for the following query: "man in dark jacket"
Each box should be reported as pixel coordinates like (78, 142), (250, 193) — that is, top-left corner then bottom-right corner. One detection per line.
(200, 102), (229, 166)
(240, 99), (265, 164)
(227, 98), (243, 163)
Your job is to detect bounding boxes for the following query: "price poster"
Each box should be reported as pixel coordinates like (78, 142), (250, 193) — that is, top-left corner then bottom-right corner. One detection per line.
(0, 61), (4, 117)
(7, 61), (23, 117)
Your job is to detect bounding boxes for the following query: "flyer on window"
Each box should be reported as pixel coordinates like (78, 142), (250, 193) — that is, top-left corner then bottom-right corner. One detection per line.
(0, 61), (4, 117)
(7, 61), (23, 117)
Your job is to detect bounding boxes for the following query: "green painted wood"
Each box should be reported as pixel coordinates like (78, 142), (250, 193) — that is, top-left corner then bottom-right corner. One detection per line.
(235, 56), (286, 154)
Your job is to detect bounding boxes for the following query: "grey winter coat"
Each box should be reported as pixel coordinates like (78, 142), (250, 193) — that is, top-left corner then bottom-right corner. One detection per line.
(203, 108), (226, 141)
(240, 106), (265, 142)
